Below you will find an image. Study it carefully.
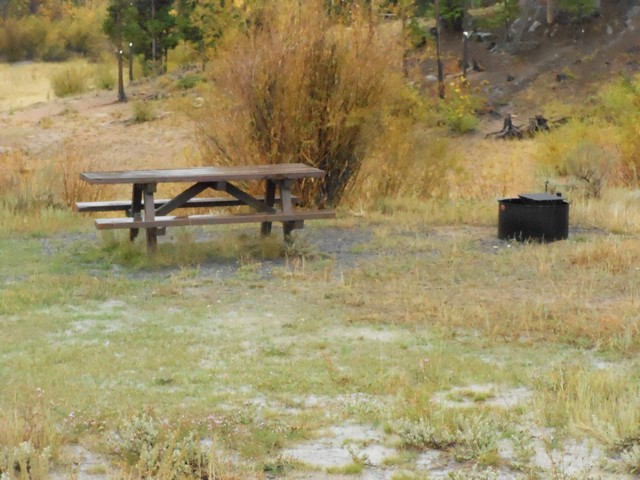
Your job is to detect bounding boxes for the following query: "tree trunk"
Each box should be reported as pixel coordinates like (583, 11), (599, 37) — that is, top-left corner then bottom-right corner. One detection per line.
(435, 0), (444, 99)
(151, 0), (157, 75)
(546, 0), (553, 25)
(117, 47), (127, 102)
(116, 7), (126, 102)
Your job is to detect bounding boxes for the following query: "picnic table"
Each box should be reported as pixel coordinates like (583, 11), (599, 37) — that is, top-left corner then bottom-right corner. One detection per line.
(77, 163), (335, 252)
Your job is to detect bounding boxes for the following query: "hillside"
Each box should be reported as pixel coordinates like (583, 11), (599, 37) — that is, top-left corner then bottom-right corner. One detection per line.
(438, 1), (640, 127)
(0, 2), (639, 187)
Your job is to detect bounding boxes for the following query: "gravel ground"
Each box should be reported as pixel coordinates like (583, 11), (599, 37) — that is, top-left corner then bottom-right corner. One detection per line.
(39, 222), (612, 283)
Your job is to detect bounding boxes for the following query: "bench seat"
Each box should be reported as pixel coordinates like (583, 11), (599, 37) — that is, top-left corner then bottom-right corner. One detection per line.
(77, 196), (299, 213)
(95, 210), (335, 230)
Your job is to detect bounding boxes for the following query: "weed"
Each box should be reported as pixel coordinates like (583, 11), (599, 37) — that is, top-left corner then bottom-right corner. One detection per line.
(50, 66), (89, 97)
(447, 464), (499, 479)
(395, 417), (456, 450)
(531, 361), (640, 440)
(0, 150), (62, 213)
(391, 472), (429, 480)
(327, 461), (364, 474)
(0, 389), (61, 480)
(439, 78), (482, 134)
(110, 412), (240, 479)
(510, 428), (536, 470)
(57, 145), (107, 208)
(93, 62), (116, 90)
(131, 99), (156, 123)
(177, 74), (205, 90)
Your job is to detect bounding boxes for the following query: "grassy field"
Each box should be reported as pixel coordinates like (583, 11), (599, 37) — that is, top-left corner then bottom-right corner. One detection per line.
(2, 61), (640, 479)
(1, 208), (640, 479)
(0, 61), (96, 112)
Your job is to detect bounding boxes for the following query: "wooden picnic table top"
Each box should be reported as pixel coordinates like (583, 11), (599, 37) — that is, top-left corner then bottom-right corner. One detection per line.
(80, 163), (325, 185)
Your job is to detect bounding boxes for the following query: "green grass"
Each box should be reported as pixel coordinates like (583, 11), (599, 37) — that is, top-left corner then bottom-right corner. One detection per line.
(2, 214), (640, 478)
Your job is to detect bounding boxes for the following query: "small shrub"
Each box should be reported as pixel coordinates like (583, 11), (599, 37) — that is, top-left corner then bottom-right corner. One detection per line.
(395, 417), (456, 450)
(60, 6), (104, 61)
(439, 78), (482, 134)
(619, 444), (640, 474)
(452, 415), (499, 463)
(598, 75), (640, 181)
(0, 441), (52, 479)
(355, 129), (458, 203)
(0, 150), (62, 213)
(605, 433), (640, 474)
(564, 142), (621, 198)
(177, 74), (205, 90)
(131, 100), (156, 123)
(558, 0), (598, 19)
(534, 119), (623, 193)
(0, 16), (56, 62)
(50, 66), (89, 97)
(0, 390), (61, 479)
(395, 414), (499, 463)
(94, 62), (116, 90)
(110, 412), (236, 479)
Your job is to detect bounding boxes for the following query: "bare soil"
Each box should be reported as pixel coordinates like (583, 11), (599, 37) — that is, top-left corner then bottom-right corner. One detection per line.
(434, 1), (640, 129)
(0, 86), (197, 171)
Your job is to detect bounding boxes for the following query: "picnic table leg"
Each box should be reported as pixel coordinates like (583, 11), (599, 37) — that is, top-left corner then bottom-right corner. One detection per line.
(129, 184), (143, 241)
(279, 179), (294, 242)
(143, 183), (158, 252)
(260, 179), (277, 237)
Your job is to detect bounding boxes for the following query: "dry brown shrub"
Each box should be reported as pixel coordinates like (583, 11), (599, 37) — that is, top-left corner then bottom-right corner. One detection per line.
(57, 146), (107, 208)
(0, 149), (60, 212)
(0, 146), (107, 213)
(194, 0), (413, 207)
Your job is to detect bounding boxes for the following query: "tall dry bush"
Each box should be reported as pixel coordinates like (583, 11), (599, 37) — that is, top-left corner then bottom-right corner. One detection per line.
(0, 146), (105, 213)
(598, 74), (640, 183)
(57, 145), (107, 208)
(195, 0), (415, 207)
(0, 150), (60, 213)
(534, 119), (624, 198)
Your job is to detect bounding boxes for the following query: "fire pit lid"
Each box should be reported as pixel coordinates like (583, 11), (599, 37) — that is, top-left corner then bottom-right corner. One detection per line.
(518, 192), (566, 203)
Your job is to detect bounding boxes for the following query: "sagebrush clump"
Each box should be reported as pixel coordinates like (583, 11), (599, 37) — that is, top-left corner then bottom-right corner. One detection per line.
(195, 0), (426, 208)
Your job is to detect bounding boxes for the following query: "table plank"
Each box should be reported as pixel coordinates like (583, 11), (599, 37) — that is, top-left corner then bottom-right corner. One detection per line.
(95, 210), (335, 229)
(80, 163), (325, 185)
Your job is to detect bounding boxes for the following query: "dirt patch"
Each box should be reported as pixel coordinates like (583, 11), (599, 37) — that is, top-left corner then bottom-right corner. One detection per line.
(432, 384), (533, 409)
(0, 87), (198, 174)
(51, 445), (112, 480)
(281, 424), (395, 469)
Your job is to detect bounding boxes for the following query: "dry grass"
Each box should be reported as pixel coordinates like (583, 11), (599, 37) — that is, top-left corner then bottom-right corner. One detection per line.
(0, 146), (107, 234)
(0, 61), (90, 111)
(327, 226), (640, 353)
(571, 189), (640, 233)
